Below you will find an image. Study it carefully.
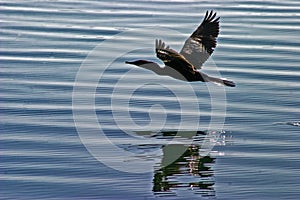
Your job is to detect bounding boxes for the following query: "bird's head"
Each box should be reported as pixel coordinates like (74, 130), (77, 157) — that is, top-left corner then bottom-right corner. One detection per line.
(125, 59), (162, 74)
(125, 60), (154, 66)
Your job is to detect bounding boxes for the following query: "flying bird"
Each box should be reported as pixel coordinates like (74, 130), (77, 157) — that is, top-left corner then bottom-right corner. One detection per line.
(126, 10), (235, 87)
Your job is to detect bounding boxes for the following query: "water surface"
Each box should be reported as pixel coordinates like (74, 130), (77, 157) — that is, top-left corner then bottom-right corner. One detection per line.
(1, 0), (300, 199)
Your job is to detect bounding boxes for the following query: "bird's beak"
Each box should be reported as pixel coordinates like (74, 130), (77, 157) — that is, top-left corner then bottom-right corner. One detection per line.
(125, 61), (134, 65)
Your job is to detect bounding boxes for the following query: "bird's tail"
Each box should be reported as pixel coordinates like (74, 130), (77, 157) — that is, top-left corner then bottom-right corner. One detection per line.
(206, 76), (236, 87)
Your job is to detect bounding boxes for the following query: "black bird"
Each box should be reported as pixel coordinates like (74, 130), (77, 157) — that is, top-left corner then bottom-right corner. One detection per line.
(126, 10), (235, 87)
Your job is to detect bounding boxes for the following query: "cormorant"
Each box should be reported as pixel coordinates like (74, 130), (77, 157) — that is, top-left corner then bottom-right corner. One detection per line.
(126, 10), (236, 87)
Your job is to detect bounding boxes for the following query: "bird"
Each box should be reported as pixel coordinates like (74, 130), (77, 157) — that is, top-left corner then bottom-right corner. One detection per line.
(125, 10), (235, 87)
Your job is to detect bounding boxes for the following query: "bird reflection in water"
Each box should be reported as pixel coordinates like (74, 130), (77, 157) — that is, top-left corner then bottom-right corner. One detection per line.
(152, 131), (216, 198)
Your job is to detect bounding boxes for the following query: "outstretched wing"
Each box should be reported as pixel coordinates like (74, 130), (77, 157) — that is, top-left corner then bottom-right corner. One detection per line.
(155, 39), (196, 72)
(180, 10), (220, 69)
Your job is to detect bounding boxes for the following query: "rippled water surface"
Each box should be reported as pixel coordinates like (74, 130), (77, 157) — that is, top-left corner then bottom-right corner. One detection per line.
(1, 0), (300, 199)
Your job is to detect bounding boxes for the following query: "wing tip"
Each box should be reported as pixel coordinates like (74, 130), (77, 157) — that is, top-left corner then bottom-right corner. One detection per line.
(155, 39), (169, 50)
(203, 10), (219, 22)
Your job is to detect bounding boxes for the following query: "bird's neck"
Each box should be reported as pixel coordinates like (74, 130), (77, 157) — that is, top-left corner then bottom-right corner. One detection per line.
(140, 62), (164, 75)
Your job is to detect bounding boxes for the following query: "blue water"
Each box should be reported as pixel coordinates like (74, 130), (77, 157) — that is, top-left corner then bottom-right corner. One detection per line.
(1, 0), (300, 199)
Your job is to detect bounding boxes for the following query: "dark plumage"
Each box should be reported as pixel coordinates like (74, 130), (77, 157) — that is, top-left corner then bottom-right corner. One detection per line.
(126, 10), (236, 87)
